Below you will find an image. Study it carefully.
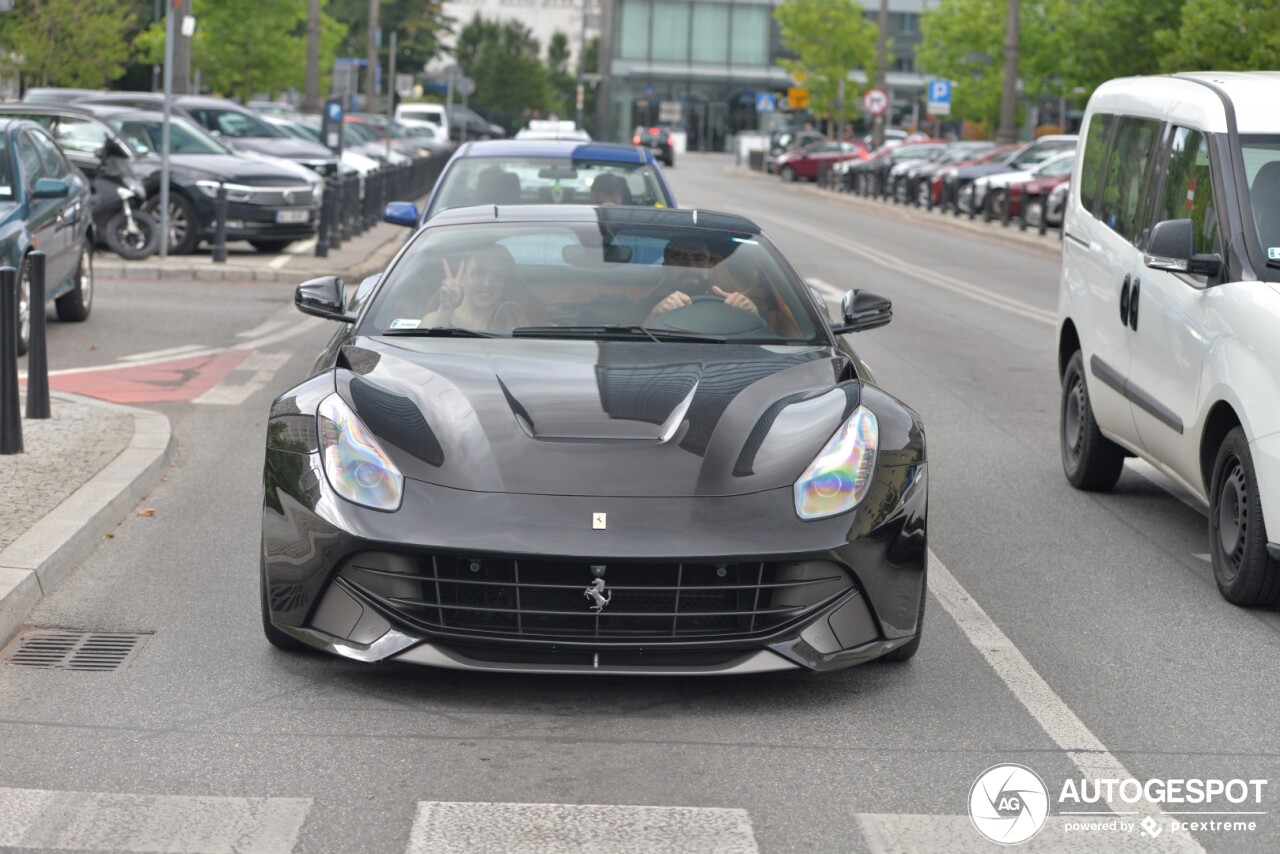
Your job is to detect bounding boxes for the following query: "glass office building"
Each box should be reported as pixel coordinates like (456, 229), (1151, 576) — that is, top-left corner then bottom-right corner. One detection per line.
(598, 0), (929, 148)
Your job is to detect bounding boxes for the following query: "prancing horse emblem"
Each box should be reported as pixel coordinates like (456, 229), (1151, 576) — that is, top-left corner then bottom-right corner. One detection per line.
(584, 577), (612, 612)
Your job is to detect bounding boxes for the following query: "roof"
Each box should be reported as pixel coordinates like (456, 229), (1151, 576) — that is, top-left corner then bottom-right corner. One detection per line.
(0, 102), (143, 120)
(425, 204), (761, 234)
(453, 139), (651, 164)
(1175, 72), (1280, 135)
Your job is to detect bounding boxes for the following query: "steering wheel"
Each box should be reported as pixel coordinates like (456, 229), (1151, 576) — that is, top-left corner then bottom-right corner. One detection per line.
(649, 293), (773, 336)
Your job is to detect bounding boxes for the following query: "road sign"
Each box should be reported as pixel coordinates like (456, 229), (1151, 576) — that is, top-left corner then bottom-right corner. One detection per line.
(395, 74), (413, 97)
(787, 87), (809, 110)
(927, 78), (952, 116)
(861, 88), (889, 117)
(755, 92), (776, 113)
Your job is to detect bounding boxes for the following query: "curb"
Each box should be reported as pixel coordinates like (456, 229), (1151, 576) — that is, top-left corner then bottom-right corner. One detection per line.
(94, 230), (406, 285)
(734, 166), (1065, 259)
(0, 394), (175, 646)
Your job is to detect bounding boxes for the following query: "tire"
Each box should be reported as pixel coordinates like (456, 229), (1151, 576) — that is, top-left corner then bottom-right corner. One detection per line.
(15, 254), (30, 357)
(146, 190), (200, 254)
(55, 240), (93, 323)
(1060, 350), (1125, 490)
(1209, 428), (1280, 607)
(916, 182), (931, 208)
(105, 209), (159, 260)
(249, 239), (295, 254)
(881, 565), (926, 662)
(261, 560), (307, 651)
(780, 165), (797, 183)
(1025, 199), (1044, 229)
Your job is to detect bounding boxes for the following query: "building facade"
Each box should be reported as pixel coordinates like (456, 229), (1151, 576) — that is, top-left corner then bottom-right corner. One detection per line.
(597, 0), (932, 147)
(441, 0), (602, 70)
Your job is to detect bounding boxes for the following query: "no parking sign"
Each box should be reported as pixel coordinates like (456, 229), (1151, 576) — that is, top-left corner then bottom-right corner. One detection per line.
(861, 88), (889, 117)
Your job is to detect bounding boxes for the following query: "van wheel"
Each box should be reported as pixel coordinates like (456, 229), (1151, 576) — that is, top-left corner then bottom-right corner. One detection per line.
(1210, 428), (1280, 607)
(1060, 351), (1125, 490)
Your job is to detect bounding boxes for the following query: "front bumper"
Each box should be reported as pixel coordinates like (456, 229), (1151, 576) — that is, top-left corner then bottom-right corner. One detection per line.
(190, 194), (319, 242)
(262, 453), (928, 673)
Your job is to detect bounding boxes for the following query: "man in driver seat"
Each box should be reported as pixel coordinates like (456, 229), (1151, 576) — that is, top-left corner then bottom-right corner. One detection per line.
(639, 237), (760, 325)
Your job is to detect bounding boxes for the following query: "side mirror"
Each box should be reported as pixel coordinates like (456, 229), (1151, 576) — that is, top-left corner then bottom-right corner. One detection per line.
(1144, 218), (1222, 279)
(295, 276), (355, 322)
(383, 200), (420, 228)
(31, 178), (70, 199)
(833, 289), (892, 334)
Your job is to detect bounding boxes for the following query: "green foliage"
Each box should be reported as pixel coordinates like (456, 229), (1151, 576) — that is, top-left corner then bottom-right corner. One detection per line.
(773, 0), (878, 121)
(328, 0), (450, 75)
(1057, 0), (1182, 92)
(1155, 0), (1280, 72)
(915, 0), (1005, 129)
(0, 0), (138, 88)
(134, 0), (347, 99)
(456, 14), (549, 115)
(546, 31), (575, 117)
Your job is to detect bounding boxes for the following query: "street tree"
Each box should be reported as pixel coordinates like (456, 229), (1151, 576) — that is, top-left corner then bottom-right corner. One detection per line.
(0, 0), (137, 88)
(1155, 0), (1280, 72)
(546, 31), (576, 118)
(773, 0), (878, 127)
(1055, 0), (1183, 93)
(329, 0), (450, 85)
(455, 14), (550, 120)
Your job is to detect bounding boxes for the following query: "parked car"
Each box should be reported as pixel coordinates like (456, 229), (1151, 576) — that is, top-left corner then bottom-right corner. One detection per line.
(882, 142), (953, 202)
(262, 204), (927, 672)
(1058, 72), (1280, 606)
(932, 144), (1020, 210)
(900, 141), (996, 207)
(973, 150), (1076, 218)
(77, 93), (339, 177)
(385, 139), (679, 228)
(632, 125), (676, 166)
(766, 127), (826, 173)
(20, 87), (102, 106)
(945, 135), (1077, 213)
(773, 140), (867, 182)
(446, 105), (505, 142)
(261, 115), (379, 179)
(0, 118), (94, 355)
(395, 103), (449, 141)
(1007, 159), (1074, 227)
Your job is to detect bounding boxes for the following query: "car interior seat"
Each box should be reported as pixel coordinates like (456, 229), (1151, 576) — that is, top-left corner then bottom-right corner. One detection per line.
(1250, 161), (1280, 248)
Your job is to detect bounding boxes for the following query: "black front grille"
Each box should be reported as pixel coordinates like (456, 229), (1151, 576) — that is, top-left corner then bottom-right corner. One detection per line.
(338, 552), (851, 643)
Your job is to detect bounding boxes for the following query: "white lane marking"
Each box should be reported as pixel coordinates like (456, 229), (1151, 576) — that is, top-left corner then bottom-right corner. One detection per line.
(192, 352), (293, 406)
(0, 786), (310, 853)
(748, 208), (1057, 326)
(287, 238), (317, 256)
(118, 344), (208, 362)
(235, 314), (326, 351)
(927, 550), (1207, 852)
(407, 801), (758, 854)
(1126, 459), (1207, 515)
(266, 253), (294, 270)
(856, 814), (1205, 853)
(1193, 553), (1211, 563)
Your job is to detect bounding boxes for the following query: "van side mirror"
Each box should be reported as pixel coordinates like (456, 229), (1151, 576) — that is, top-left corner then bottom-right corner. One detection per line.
(1144, 218), (1222, 278)
(833, 289), (892, 333)
(295, 275), (355, 321)
(383, 201), (420, 228)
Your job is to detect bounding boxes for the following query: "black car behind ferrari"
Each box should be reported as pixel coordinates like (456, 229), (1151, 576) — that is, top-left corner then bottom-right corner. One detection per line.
(261, 205), (927, 674)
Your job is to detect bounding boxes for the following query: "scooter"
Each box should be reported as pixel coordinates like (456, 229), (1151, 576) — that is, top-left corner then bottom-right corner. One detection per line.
(103, 179), (159, 261)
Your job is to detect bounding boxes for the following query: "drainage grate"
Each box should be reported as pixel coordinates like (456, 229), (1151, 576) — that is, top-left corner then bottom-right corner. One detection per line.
(1, 630), (151, 671)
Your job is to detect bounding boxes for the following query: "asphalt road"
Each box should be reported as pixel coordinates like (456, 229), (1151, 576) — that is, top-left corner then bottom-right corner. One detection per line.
(1, 154), (1277, 854)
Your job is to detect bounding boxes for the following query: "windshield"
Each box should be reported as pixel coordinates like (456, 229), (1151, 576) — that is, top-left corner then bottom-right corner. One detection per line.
(1035, 154), (1076, 178)
(108, 116), (229, 155)
(428, 157), (671, 216)
(192, 108), (281, 138)
(1240, 135), (1280, 272)
(363, 221), (824, 344)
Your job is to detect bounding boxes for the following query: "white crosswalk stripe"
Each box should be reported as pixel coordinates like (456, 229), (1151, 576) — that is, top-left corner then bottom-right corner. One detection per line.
(0, 786), (311, 853)
(406, 801), (759, 854)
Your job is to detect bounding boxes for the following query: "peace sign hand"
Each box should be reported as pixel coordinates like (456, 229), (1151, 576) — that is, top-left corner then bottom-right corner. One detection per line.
(440, 258), (465, 309)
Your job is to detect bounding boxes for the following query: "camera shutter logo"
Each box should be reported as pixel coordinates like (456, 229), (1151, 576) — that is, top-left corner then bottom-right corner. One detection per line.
(969, 764), (1049, 844)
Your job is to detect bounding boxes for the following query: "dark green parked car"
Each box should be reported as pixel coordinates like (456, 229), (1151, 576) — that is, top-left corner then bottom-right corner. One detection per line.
(0, 117), (94, 355)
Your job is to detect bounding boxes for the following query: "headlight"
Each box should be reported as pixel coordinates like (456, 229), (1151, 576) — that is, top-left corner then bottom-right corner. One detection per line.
(318, 393), (404, 511)
(794, 406), (878, 520)
(195, 180), (252, 202)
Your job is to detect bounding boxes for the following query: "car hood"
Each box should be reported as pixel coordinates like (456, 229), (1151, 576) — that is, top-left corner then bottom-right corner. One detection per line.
(225, 136), (332, 162)
(133, 153), (315, 185)
(332, 338), (859, 497)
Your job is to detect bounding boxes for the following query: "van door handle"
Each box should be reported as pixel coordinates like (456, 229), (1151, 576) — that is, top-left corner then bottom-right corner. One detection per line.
(1119, 275), (1131, 326)
(1129, 278), (1140, 331)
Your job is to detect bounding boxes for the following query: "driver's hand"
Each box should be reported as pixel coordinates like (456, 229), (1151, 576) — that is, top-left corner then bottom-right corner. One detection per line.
(711, 285), (759, 315)
(647, 291), (692, 322)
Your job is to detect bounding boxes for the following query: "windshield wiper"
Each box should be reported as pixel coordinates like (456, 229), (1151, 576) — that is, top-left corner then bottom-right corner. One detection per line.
(511, 325), (726, 343)
(382, 326), (498, 338)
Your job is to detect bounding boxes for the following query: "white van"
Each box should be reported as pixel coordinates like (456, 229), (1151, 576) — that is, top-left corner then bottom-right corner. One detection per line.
(1058, 72), (1280, 606)
(394, 103), (448, 140)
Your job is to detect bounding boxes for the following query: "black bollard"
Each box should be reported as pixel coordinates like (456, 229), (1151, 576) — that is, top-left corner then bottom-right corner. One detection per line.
(314, 180), (330, 258)
(1001, 189), (1013, 227)
(212, 184), (228, 263)
(968, 183), (978, 220)
(1019, 189), (1030, 232)
(1, 266), (22, 454)
(330, 174), (344, 251)
(25, 252), (49, 420)
(1040, 197), (1051, 236)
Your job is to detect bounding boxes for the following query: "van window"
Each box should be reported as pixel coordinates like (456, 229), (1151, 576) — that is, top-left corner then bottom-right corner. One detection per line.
(1097, 116), (1161, 243)
(1078, 113), (1114, 215)
(1154, 127), (1220, 267)
(1239, 135), (1280, 266)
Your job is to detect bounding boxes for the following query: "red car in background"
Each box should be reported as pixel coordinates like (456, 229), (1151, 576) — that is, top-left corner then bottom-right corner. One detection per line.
(1007, 168), (1072, 226)
(774, 139), (867, 182)
(930, 143), (1020, 208)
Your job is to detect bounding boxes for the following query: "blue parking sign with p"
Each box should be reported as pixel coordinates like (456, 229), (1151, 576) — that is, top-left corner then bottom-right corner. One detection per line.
(928, 79), (951, 104)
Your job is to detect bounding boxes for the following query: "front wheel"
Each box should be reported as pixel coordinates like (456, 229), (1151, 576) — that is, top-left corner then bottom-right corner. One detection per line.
(780, 165), (796, 182)
(146, 191), (200, 255)
(1060, 351), (1125, 490)
(106, 209), (159, 260)
(1210, 428), (1280, 607)
(55, 241), (94, 323)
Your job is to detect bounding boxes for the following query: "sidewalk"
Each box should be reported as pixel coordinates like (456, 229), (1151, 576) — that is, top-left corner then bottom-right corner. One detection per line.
(94, 218), (410, 284)
(0, 218), (413, 651)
